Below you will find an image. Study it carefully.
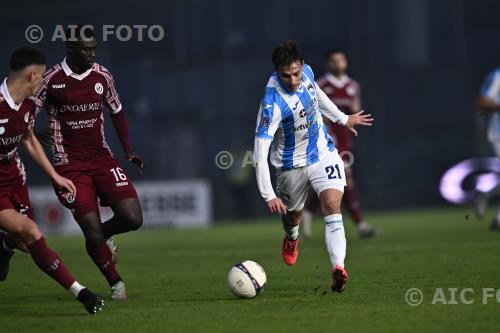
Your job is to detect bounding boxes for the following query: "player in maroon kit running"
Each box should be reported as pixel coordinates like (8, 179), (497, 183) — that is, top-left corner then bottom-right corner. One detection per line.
(0, 46), (104, 314)
(35, 27), (144, 300)
(301, 49), (375, 238)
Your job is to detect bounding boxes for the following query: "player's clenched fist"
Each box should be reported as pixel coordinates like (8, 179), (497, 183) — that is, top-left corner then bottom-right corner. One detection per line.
(266, 198), (288, 215)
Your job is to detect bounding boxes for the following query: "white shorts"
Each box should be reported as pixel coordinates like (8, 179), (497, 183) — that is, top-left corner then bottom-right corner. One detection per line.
(275, 151), (347, 212)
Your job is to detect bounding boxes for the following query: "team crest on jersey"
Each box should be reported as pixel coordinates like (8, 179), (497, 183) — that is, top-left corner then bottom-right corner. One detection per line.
(0, 126), (4, 135)
(307, 83), (314, 93)
(24, 112), (30, 123)
(95, 82), (104, 95)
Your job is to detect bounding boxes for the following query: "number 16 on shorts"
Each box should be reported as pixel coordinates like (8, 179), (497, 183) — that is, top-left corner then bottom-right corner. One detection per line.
(110, 167), (129, 187)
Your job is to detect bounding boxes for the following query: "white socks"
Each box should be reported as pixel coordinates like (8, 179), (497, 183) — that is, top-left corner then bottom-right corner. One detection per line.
(324, 214), (346, 268)
(68, 281), (85, 297)
(282, 221), (299, 241)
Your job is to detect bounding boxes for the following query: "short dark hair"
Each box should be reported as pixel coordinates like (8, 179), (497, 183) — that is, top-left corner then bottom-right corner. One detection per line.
(272, 40), (304, 69)
(66, 25), (96, 47)
(325, 48), (346, 59)
(10, 46), (46, 71)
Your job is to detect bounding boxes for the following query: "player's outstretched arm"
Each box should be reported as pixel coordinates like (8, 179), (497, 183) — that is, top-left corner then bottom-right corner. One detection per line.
(315, 82), (349, 125)
(21, 129), (76, 196)
(345, 110), (374, 136)
(253, 137), (287, 215)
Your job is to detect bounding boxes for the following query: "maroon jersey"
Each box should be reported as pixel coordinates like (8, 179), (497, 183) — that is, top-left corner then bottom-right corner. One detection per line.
(0, 78), (35, 188)
(35, 58), (122, 166)
(317, 73), (361, 153)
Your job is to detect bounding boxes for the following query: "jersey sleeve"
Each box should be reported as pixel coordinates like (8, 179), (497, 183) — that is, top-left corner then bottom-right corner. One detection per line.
(99, 65), (123, 114)
(480, 70), (500, 104)
(33, 73), (50, 117)
(315, 82), (348, 125)
(255, 89), (282, 140)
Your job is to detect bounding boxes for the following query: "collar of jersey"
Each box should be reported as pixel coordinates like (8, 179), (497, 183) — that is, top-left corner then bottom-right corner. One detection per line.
(0, 78), (22, 111)
(61, 57), (93, 81)
(324, 73), (350, 88)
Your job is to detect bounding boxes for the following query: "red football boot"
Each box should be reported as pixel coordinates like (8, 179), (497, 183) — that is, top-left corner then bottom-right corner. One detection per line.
(282, 236), (299, 266)
(331, 265), (349, 293)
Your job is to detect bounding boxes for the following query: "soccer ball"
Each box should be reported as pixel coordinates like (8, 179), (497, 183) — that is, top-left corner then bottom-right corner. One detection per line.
(227, 260), (267, 299)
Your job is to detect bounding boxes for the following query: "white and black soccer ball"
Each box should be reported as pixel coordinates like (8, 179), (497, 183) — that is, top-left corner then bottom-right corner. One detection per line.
(227, 260), (267, 299)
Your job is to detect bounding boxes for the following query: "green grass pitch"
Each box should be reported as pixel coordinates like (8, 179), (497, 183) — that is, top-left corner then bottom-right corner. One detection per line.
(1, 207), (500, 332)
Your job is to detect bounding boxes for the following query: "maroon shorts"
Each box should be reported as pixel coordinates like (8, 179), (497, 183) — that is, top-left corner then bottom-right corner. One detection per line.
(55, 158), (138, 217)
(0, 183), (34, 220)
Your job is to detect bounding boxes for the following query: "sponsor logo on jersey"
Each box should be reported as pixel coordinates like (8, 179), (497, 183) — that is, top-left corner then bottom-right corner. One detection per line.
(51, 83), (65, 89)
(293, 119), (315, 132)
(0, 118), (8, 124)
(0, 133), (23, 145)
(60, 102), (103, 113)
(299, 109), (306, 118)
(95, 82), (104, 94)
(292, 111), (319, 133)
(24, 112), (30, 123)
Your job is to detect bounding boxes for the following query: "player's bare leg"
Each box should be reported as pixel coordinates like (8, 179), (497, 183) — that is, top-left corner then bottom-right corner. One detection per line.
(0, 209), (103, 314)
(282, 210), (301, 266)
(101, 197), (143, 234)
(319, 189), (349, 293)
(100, 197), (143, 264)
(75, 211), (126, 300)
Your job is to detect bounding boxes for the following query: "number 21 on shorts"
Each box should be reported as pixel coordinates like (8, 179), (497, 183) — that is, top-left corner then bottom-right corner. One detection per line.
(110, 167), (127, 181)
(325, 164), (342, 180)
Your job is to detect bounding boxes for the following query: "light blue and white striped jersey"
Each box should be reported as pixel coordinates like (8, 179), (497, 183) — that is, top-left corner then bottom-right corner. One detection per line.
(255, 64), (335, 170)
(480, 67), (500, 142)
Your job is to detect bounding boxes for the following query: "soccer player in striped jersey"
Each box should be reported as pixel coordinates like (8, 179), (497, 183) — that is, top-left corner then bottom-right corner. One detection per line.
(0, 46), (103, 314)
(253, 41), (373, 292)
(34, 27), (144, 300)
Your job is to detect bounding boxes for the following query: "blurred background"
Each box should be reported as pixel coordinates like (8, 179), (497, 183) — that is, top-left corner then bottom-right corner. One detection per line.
(1, 0), (499, 222)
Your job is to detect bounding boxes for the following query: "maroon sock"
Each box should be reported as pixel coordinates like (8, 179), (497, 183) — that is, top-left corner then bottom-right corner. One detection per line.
(27, 237), (75, 289)
(86, 240), (121, 286)
(101, 217), (124, 239)
(343, 185), (363, 225)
